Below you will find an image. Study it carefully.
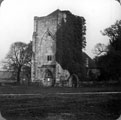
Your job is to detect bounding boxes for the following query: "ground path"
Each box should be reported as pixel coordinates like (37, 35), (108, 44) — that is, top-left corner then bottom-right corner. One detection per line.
(0, 91), (121, 96)
(0, 86), (121, 97)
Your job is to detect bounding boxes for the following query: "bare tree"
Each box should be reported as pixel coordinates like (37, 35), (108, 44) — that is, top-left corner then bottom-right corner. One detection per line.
(93, 43), (108, 56)
(5, 42), (32, 84)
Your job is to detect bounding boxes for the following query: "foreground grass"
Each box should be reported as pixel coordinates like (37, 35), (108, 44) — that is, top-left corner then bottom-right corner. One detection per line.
(0, 85), (121, 119)
(0, 92), (121, 120)
(0, 85), (121, 94)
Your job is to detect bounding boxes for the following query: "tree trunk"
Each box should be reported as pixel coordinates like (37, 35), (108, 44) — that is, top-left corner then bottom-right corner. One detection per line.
(17, 66), (21, 84)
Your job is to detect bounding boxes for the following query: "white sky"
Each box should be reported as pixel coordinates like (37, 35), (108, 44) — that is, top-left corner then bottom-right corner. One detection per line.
(0, 0), (120, 63)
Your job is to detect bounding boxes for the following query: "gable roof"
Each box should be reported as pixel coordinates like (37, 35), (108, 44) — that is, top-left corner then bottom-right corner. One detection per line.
(82, 52), (96, 68)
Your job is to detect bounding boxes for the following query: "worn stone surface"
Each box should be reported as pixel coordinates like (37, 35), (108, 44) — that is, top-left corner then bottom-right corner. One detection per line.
(31, 10), (70, 86)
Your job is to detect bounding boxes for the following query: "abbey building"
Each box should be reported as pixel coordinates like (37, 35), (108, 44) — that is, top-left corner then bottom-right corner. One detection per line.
(31, 10), (85, 86)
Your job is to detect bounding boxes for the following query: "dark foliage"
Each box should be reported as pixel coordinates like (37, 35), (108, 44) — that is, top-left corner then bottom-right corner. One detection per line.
(96, 20), (121, 81)
(56, 11), (86, 79)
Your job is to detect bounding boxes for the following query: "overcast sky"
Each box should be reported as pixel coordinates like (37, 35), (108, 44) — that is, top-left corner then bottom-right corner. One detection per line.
(0, 0), (121, 64)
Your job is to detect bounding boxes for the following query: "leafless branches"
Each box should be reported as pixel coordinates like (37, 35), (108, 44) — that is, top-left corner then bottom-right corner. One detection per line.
(93, 43), (108, 56)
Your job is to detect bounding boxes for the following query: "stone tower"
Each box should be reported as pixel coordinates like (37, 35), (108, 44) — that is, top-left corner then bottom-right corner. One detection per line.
(31, 10), (69, 86)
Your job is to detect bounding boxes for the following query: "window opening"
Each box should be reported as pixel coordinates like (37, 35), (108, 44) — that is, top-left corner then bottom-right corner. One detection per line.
(47, 55), (52, 61)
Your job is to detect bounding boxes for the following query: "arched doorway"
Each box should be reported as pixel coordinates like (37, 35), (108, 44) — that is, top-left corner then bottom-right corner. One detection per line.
(43, 69), (54, 87)
(71, 74), (79, 88)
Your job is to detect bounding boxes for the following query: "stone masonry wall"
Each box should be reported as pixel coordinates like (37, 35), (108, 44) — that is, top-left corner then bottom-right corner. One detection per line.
(31, 10), (67, 83)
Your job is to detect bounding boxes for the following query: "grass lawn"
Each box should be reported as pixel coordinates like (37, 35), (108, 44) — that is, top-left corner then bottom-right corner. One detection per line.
(0, 85), (120, 102)
(0, 86), (121, 119)
(0, 85), (121, 94)
(0, 90), (121, 120)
